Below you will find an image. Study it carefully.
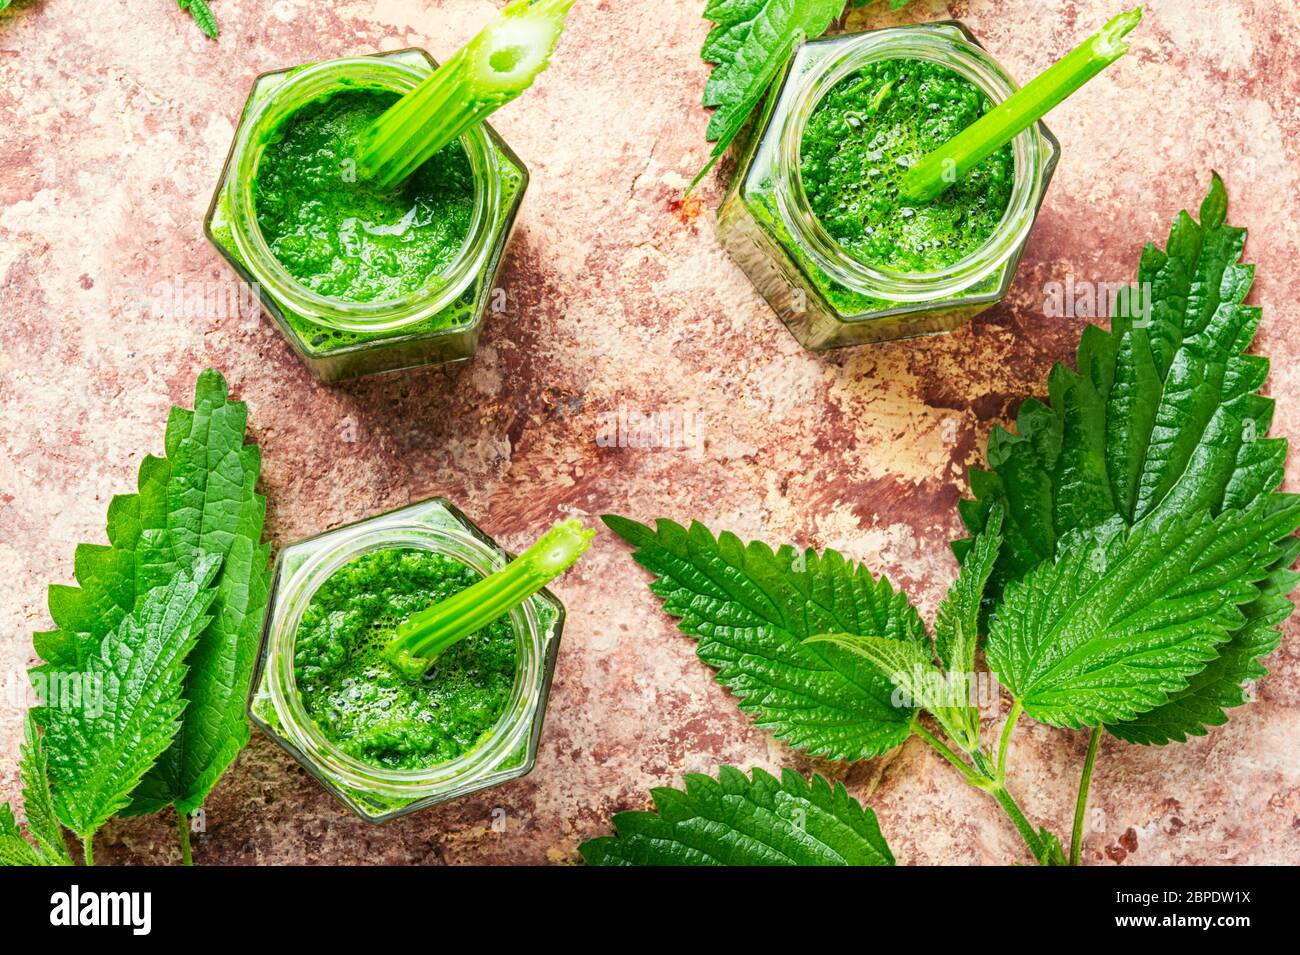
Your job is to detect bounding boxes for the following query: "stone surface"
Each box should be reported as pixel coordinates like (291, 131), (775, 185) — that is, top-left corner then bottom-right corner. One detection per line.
(2, 0), (1298, 866)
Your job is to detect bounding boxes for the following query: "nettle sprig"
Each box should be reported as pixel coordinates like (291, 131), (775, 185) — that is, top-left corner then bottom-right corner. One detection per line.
(583, 176), (1300, 866)
(3, 371), (270, 867)
(178, 0), (219, 40)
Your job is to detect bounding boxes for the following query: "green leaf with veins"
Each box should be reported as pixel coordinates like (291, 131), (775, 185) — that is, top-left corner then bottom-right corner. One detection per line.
(603, 514), (926, 761)
(179, 0), (218, 39)
(18, 715), (72, 865)
(0, 723), (71, 867)
(1110, 535), (1300, 744)
(804, 632), (973, 745)
(809, 510), (1004, 750)
(985, 502), (1297, 729)
(32, 371), (269, 819)
(0, 831), (44, 867)
(39, 557), (219, 842)
(933, 506), (1003, 745)
(127, 371), (271, 817)
(701, 0), (841, 142)
(957, 174), (1300, 743)
(580, 766), (894, 866)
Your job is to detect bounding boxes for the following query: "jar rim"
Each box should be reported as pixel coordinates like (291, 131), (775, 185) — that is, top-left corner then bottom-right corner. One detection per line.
(265, 521), (544, 798)
(227, 55), (502, 333)
(774, 27), (1049, 303)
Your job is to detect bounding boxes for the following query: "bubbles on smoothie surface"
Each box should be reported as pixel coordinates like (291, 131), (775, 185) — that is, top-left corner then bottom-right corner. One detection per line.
(252, 88), (475, 302)
(799, 58), (1014, 273)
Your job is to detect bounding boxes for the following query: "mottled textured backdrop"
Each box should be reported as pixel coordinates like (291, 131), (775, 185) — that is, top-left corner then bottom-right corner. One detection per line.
(2, 0), (1298, 865)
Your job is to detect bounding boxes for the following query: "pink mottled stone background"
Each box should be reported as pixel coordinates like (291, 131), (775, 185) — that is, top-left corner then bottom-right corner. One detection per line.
(2, 0), (1298, 865)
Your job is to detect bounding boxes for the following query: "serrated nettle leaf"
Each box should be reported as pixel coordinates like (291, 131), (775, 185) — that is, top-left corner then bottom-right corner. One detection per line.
(604, 514), (926, 760)
(805, 633), (976, 749)
(1110, 529), (1300, 744)
(29, 370), (269, 824)
(41, 557), (220, 842)
(128, 370), (271, 817)
(959, 175), (1300, 742)
(702, 0), (843, 140)
(19, 715), (72, 865)
(935, 506), (1003, 675)
(693, 0), (914, 187)
(580, 766), (894, 866)
(923, 507), (1005, 747)
(986, 505), (1287, 729)
(694, 1), (919, 187)
(0, 724), (71, 868)
(178, 0), (219, 38)
(0, 834), (45, 868)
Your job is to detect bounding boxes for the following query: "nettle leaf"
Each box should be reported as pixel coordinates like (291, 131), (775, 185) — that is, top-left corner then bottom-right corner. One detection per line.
(958, 175), (1300, 742)
(179, 0), (219, 39)
(41, 557), (220, 842)
(702, 0), (843, 141)
(128, 371), (271, 816)
(810, 512), (1005, 751)
(985, 504), (1295, 729)
(580, 766), (893, 866)
(604, 515), (926, 761)
(1110, 535), (1300, 744)
(0, 832), (44, 867)
(33, 370), (269, 818)
(935, 506), (1003, 675)
(694, 1), (910, 187)
(18, 716), (72, 865)
(804, 633), (977, 748)
(0, 717), (72, 867)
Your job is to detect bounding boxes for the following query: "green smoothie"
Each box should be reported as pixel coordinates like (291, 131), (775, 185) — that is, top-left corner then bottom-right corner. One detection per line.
(293, 547), (516, 770)
(799, 58), (1014, 273)
(252, 88), (475, 303)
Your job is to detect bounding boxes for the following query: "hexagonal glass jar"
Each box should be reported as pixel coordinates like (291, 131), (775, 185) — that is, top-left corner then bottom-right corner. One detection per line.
(248, 498), (564, 822)
(717, 22), (1061, 350)
(205, 49), (528, 382)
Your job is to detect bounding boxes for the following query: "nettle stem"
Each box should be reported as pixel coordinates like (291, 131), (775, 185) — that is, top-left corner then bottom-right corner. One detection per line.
(914, 710), (1050, 864)
(901, 6), (1142, 203)
(356, 0), (575, 189)
(177, 809), (194, 867)
(386, 519), (594, 680)
(1070, 726), (1103, 865)
(996, 698), (1023, 782)
(989, 784), (1046, 859)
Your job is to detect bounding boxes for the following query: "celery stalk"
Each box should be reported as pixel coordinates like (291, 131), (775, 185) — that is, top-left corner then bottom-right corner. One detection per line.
(386, 519), (594, 679)
(900, 7), (1142, 204)
(357, 0), (575, 189)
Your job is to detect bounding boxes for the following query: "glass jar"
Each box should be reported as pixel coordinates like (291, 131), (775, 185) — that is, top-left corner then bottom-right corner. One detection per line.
(717, 22), (1061, 350)
(206, 49), (529, 382)
(248, 498), (564, 822)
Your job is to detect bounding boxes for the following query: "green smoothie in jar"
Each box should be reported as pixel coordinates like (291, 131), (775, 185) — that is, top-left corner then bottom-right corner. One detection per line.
(292, 546), (517, 770)
(798, 59), (1014, 275)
